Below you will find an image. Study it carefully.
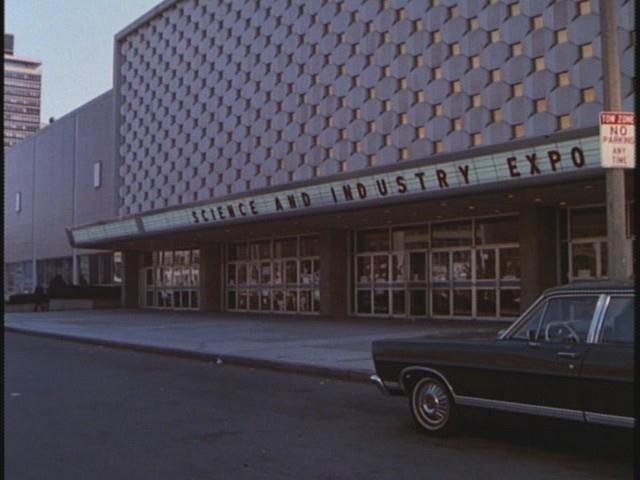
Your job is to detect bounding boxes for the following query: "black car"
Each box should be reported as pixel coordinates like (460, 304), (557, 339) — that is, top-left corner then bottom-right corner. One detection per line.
(371, 281), (634, 435)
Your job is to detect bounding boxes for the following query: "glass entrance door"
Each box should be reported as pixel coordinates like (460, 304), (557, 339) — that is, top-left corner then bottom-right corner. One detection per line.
(431, 249), (473, 318)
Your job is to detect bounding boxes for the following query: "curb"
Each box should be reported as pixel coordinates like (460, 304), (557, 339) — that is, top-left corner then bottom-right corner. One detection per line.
(5, 326), (373, 384)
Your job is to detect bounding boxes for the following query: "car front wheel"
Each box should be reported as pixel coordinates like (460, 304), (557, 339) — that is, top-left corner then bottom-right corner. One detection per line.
(410, 376), (457, 436)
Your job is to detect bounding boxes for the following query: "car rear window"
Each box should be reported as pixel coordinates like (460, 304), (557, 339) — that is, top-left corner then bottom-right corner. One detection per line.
(600, 297), (635, 346)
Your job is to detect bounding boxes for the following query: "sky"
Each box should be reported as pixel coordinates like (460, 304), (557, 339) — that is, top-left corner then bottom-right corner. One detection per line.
(6, 0), (161, 123)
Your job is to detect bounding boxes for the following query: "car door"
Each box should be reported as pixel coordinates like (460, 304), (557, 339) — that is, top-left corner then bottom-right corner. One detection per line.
(489, 294), (601, 417)
(579, 295), (635, 428)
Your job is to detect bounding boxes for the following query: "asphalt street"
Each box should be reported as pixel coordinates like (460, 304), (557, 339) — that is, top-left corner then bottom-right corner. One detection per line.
(4, 333), (634, 480)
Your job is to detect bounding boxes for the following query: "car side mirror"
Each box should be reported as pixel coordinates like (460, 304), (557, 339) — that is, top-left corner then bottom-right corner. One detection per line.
(528, 329), (538, 342)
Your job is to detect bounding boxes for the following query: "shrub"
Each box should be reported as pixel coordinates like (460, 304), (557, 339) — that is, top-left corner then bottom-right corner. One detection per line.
(7, 293), (48, 305)
(48, 285), (121, 300)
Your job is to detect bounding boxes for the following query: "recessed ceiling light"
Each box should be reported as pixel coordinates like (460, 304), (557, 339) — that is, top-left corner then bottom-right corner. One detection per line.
(468, 206), (476, 210)
(559, 201), (567, 206)
(534, 197), (542, 203)
(507, 194), (515, 199)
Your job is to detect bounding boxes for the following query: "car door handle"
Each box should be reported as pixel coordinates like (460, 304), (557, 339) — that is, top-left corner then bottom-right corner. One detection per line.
(557, 351), (579, 359)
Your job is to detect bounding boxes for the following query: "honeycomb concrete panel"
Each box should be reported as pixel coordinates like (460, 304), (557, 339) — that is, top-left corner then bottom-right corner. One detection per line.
(116, 0), (635, 215)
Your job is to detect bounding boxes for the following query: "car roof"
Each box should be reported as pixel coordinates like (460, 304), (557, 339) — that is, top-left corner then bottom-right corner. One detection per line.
(543, 280), (635, 296)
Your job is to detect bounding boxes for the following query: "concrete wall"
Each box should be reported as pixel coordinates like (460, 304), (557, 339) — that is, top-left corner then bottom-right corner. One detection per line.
(4, 138), (36, 263)
(33, 114), (76, 259)
(3, 90), (117, 267)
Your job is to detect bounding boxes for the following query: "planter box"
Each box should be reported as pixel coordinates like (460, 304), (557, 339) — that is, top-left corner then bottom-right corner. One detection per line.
(49, 298), (121, 311)
(5, 303), (45, 313)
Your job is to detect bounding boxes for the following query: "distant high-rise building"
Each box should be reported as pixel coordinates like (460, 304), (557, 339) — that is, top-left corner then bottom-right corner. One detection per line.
(4, 33), (42, 150)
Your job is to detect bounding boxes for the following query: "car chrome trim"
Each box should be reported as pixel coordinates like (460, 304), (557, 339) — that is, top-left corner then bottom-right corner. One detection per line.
(370, 375), (389, 395)
(454, 396), (585, 422)
(584, 412), (635, 428)
(398, 366), (456, 396)
(587, 294), (609, 343)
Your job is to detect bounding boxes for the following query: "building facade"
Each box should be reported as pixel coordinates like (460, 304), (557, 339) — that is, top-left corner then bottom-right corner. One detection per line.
(4, 0), (636, 320)
(4, 33), (42, 150)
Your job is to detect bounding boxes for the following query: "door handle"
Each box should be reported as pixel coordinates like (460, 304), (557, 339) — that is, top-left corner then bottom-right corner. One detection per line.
(557, 351), (579, 359)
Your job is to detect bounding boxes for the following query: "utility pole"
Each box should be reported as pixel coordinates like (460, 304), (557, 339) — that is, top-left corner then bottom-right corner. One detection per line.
(600, 0), (631, 280)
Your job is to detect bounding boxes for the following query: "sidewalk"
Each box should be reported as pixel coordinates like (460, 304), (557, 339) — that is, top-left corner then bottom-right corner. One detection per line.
(4, 309), (507, 382)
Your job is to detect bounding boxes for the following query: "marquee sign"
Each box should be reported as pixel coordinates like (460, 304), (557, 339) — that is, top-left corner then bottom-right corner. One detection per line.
(71, 136), (600, 245)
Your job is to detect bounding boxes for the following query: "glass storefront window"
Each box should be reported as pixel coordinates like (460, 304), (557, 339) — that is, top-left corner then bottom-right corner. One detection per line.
(453, 289), (472, 316)
(249, 291), (259, 310)
(274, 238), (297, 258)
(237, 264), (247, 284)
(477, 289), (497, 317)
(228, 243), (248, 261)
(500, 289), (521, 317)
(476, 250), (496, 280)
(357, 229), (390, 252)
(227, 236), (320, 314)
(431, 252), (449, 282)
(285, 260), (298, 283)
(409, 252), (426, 282)
(499, 248), (520, 280)
(357, 257), (371, 283)
(300, 236), (320, 256)
(260, 290), (271, 310)
(570, 207), (606, 238)
(373, 255), (389, 282)
(299, 290), (312, 312)
(432, 289), (450, 316)
(392, 226), (429, 250)
(228, 291), (236, 309)
(191, 291), (199, 309)
(475, 216), (519, 244)
(250, 241), (271, 260)
(392, 254), (405, 282)
(286, 291), (297, 311)
(249, 264), (259, 285)
(572, 243), (597, 279)
(432, 221), (472, 247)
(300, 260), (313, 285)
(273, 262), (283, 285)
(392, 290), (405, 315)
(357, 290), (371, 314)
(142, 249), (200, 310)
(452, 251), (471, 281)
(273, 291), (285, 311)
(260, 262), (271, 284)
(373, 289), (389, 314)
(410, 289), (427, 316)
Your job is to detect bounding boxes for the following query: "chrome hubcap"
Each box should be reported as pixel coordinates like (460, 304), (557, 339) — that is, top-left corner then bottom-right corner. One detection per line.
(417, 381), (450, 427)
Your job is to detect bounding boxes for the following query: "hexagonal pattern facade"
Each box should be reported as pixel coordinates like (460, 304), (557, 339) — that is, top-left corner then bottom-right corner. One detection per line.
(117, 0), (635, 216)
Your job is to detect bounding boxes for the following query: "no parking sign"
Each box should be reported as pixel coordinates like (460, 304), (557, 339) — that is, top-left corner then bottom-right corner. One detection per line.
(599, 112), (636, 168)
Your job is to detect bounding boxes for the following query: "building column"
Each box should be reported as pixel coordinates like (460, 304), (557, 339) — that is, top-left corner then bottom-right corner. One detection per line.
(518, 207), (558, 312)
(121, 251), (140, 308)
(319, 229), (350, 318)
(199, 244), (223, 312)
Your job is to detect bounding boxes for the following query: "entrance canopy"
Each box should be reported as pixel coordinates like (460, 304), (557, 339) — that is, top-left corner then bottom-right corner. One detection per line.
(69, 130), (603, 249)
